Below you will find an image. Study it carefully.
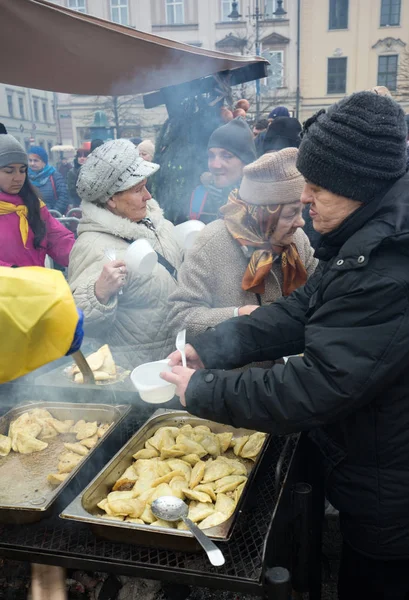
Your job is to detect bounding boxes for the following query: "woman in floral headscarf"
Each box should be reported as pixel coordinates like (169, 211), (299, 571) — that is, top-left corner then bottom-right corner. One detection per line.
(168, 147), (317, 337)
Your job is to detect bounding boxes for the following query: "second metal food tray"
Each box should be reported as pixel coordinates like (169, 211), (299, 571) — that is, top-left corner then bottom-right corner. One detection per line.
(61, 409), (270, 551)
(0, 401), (130, 524)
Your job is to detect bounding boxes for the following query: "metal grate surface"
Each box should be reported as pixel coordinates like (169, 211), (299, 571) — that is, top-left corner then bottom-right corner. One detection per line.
(0, 409), (297, 588)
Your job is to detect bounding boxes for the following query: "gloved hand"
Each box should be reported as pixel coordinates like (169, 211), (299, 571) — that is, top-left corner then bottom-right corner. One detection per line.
(66, 308), (84, 355)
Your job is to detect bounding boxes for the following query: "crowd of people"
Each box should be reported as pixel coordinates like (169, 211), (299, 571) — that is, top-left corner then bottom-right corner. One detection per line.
(2, 87), (409, 598)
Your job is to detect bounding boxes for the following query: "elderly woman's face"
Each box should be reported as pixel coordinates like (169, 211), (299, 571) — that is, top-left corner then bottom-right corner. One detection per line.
(270, 202), (305, 247)
(139, 149), (153, 162)
(208, 148), (244, 189)
(301, 181), (362, 235)
(28, 154), (45, 171)
(107, 179), (151, 222)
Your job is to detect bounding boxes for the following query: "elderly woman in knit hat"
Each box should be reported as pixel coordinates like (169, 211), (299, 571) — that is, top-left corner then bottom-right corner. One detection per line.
(28, 146), (69, 215)
(0, 125), (74, 268)
(169, 147), (317, 337)
(165, 91), (409, 600)
(68, 138), (183, 368)
(189, 117), (257, 224)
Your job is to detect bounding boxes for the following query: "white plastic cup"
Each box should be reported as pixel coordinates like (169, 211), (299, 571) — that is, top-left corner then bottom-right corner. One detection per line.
(130, 359), (176, 404)
(125, 239), (157, 275)
(173, 221), (205, 250)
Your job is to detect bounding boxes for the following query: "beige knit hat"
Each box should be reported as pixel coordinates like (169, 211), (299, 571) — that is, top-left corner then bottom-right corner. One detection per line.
(137, 139), (155, 158)
(239, 147), (304, 205)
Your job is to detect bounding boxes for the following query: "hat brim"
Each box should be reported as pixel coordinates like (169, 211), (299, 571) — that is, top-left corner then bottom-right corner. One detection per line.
(115, 159), (160, 194)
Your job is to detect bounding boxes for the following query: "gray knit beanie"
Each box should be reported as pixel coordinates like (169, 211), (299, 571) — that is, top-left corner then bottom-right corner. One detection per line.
(0, 126), (28, 168)
(297, 91), (408, 203)
(208, 117), (257, 165)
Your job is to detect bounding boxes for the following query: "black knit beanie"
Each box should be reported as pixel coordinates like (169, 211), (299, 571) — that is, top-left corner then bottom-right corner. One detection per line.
(297, 91), (408, 203)
(263, 117), (302, 153)
(208, 117), (257, 165)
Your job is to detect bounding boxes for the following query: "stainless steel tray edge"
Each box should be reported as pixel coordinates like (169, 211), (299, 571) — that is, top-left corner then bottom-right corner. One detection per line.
(60, 409), (270, 548)
(0, 401), (131, 521)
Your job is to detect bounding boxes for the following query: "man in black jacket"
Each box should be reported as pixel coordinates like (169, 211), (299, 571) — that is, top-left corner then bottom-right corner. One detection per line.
(163, 91), (409, 600)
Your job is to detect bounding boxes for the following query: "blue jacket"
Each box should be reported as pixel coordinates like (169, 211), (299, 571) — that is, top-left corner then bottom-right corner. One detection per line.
(33, 171), (69, 215)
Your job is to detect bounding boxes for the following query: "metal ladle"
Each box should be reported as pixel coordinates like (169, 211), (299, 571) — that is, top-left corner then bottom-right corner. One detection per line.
(151, 496), (225, 567)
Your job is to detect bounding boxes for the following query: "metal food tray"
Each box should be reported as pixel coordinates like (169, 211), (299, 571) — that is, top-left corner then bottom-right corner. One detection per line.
(61, 409), (270, 552)
(0, 402), (130, 524)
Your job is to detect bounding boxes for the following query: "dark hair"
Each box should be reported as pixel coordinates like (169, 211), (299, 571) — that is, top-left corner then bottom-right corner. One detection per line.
(19, 176), (46, 249)
(90, 139), (104, 152)
(254, 119), (269, 131)
(74, 148), (90, 169)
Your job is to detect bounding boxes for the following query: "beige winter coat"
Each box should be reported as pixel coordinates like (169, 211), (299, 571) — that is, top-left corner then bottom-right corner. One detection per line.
(68, 199), (183, 368)
(168, 219), (317, 337)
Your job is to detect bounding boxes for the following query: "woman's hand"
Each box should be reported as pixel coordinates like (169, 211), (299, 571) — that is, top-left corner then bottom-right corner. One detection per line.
(238, 305), (259, 316)
(168, 344), (204, 370)
(95, 260), (127, 305)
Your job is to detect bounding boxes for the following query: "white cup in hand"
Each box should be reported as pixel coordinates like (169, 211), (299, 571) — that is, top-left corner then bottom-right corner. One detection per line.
(174, 221), (205, 250)
(125, 239), (157, 275)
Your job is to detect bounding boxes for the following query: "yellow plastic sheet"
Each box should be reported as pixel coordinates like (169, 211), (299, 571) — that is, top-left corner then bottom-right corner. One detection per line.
(0, 267), (78, 383)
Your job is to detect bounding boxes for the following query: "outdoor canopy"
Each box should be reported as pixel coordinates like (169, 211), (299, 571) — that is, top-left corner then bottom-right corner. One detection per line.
(0, 0), (268, 96)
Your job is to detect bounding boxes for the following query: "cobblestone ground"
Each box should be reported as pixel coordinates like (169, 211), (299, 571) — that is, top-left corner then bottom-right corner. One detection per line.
(0, 519), (341, 599)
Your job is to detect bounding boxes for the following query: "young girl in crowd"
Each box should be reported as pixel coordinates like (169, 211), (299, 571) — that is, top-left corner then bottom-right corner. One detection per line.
(0, 125), (75, 267)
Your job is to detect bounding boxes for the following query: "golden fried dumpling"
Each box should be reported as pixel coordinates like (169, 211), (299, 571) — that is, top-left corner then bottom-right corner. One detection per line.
(193, 425), (212, 434)
(107, 497), (144, 518)
(194, 484), (217, 502)
(216, 432), (234, 453)
(151, 519), (175, 529)
(215, 456), (247, 476)
(81, 435), (98, 449)
(214, 475), (247, 494)
(239, 432), (267, 460)
(97, 498), (110, 512)
(133, 478), (154, 497)
(101, 514), (124, 521)
(215, 493), (236, 519)
(169, 479), (186, 500)
(47, 472), (69, 486)
(188, 501), (214, 523)
(156, 461), (172, 477)
(198, 511), (227, 530)
(166, 459), (191, 480)
(175, 434), (207, 457)
(76, 421), (98, 441)
(45, 418), (72, 434)
(150, 428), (177, 452)
(58, 451), (83, 473)
(193, 433), (220, 457)
(70, 420), (86, 434)
(74, 371), (112, 384)
(29, 409), (53, 420)
(233, 436), (250, 456)
(150, 483), (175, 502)
(202, 461), (234, 483)
(125, 518), (144, 524)
(37, 420), (58, 440)
(234, 482), (246, 504)
(189, 460), (206, 488)
(107, 490), (135, 503)
(179, 424), (193, 435)
(0, 434), (11, 457)
(152, 470), (186, 487)
(160, 446), (186, 459)
(99, 344), (116, 376)
(97, 423), (111, 438)
(112, 465), (138, 491)
(133, 447), (159, 460)
(140, 504), (156, 524)
(63, 442), (89, 456)
(177, 520), (189, 530)
(180, 454), (201, 466)
(15, 432), (48, 454)
(9, 414), (42, 450)
(182, 488), (213, 503)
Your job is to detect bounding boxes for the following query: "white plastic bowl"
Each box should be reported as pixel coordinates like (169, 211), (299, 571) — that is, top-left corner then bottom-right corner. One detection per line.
(173, 220), (205, 250)
(130, 359), (176, 404)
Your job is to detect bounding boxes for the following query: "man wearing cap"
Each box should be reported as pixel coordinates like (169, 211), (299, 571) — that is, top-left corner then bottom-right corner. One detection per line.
(164, 91), (409, 598)
(189, 118), (257, 224)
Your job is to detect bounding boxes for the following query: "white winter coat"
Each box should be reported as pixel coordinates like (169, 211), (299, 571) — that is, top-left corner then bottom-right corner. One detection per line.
(68, 199), (183, 368)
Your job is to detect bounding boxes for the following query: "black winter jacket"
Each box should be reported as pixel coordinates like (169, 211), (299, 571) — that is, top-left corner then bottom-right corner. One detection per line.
(186, 172), (409, 560)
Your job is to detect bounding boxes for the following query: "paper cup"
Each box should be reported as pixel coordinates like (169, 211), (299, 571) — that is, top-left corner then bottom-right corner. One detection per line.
(130, 359), (176, 404)
(174, 220), (205, 250)
(125, 239), (157, 275)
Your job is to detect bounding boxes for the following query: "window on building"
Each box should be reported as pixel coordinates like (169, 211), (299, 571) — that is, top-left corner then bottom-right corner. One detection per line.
(67, 0), (86, 12)
(378, 54), (398, 90)
(7, 94), (14, 117)
(327, 57), (347, 93)
(380, 0), (401, 26)
(110, 0), (128, 25)
(221, 0), (240, 21)
(264, 0), (276, 17)
(166, 0), (185, 24)
(42, 102), (48, 122)
(18, 97), (25, 119)
(329, 0), (348, 29)
(33, 99), (39, 121)
(262, 50), (284, 88)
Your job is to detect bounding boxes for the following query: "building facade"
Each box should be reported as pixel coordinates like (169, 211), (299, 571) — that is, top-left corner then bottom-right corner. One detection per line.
(0, 85), (58, 154)
(300, 0), (409, 121)
(46, 0), (297, 145)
